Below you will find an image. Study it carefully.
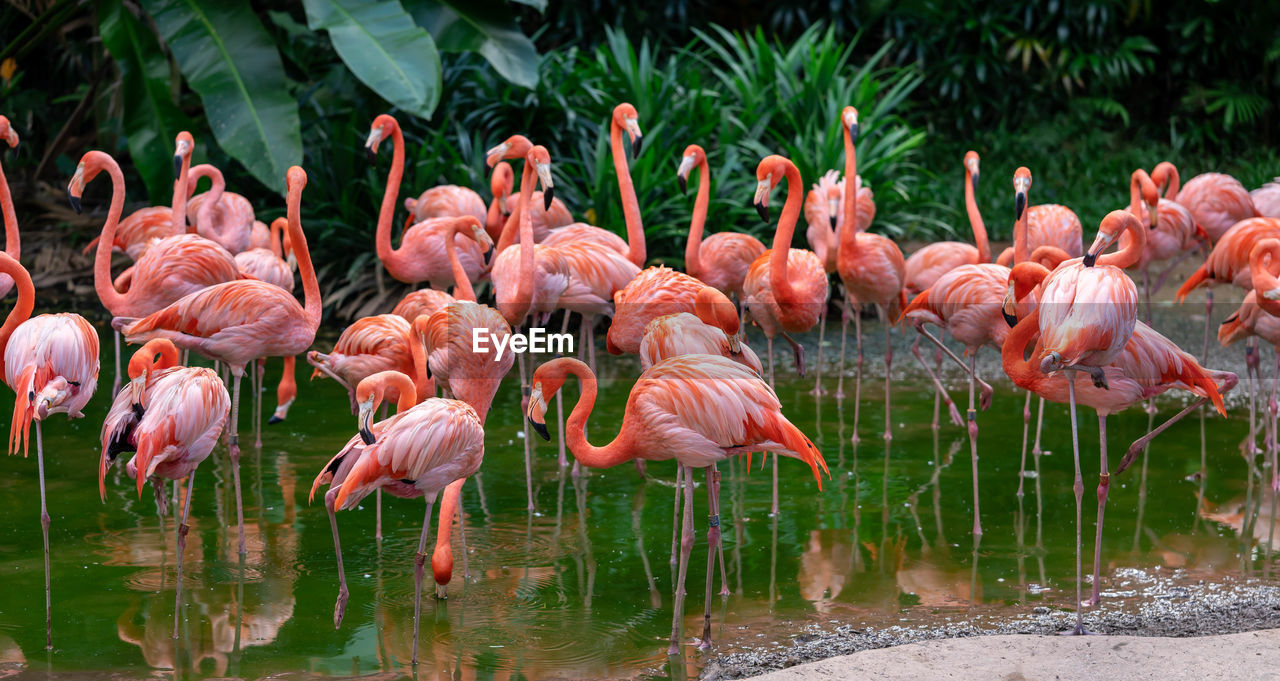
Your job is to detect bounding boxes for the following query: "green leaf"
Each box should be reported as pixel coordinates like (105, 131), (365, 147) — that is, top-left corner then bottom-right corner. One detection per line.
(98, 0), (193, 202)
(302, 0), (441, 118)
(141, 0), (301, 193)
(405, 0), (539, 89)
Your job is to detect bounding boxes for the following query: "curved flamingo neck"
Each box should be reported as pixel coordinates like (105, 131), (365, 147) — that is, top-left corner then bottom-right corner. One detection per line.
(1250, 241), (1280, 293)
(684, 156), (711, 278)
(559, 361), (634, 468)
(497, 159), (534, 254)
(1155, 163), (1180, 201)
(432, 477), (465, 584)
(372, 371), (418, 413)
(0, 148), (19, 262)
(770, 163), (803, 303)
(1001, 306), (1043, 390)
(286, 175), (322, 331)
(445, 220), (477, 302)
(171, 147), (193, 231)
(92, 156), (130, 314)
(965, 168), (989, 262)
(1098, 216), (1145, 268)
(611, 121), (646, 267)
(1013, 197), (1030, 265)
(0, 253), (34, 377)
(374, 119), (408, 273)
(269, 218), (286, 258)
(189, 164), (225, 237)
(839, 126), (860, 259)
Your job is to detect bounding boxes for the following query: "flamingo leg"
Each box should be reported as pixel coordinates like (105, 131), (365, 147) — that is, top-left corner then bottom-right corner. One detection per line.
(35, 422), (52, 650)
(411, 497), (436, 665)
(253, 358), (264, 448)
(766, 336), (775, 387)
(667, 465), (695, 656)
(1064, 377), (1089, 636)
(228, 371), (246, 557)
(910, 332), (962, 427)
(714, 464), (729, 597)
(1089, 413), (1111, 607)
(915, 325), (993, 408)
(1201, 288), (1213, 364)
(458, 491), (470, 583)
(810, 297), (827, 395)
(516, 344), (535, 511)
(882, 307), (893, 441)
(560, 311), (573, 469)
(1142, 266), (1153, 325)
(852, 303), (863, 442)
(782, 332), (804, 377)
(152, 475), (169, 517)
(967, 352), (981, 537)
(698, 464), (723, 650)
(325, 490), (349, 628)
(113, 329), (123, 394)
(1032, 397), (1046, 457)
(835, 296), (850, 400)
(670, 463), (683, 567)
(1018, 390), (1032, 499)
(172, 472), (195, 639)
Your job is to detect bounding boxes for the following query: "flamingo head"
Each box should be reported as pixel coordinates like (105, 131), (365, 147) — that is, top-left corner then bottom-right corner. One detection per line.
(693, 286), (742, 353)
(354, 370), (398, 445)
(173, 131), (194, 176)
(485, 134), (532, 169)
(364, 114), (399, 163)
(676, 144), (705, 195)
(613, 103), (642, 156)
(1151, 161), (1178, 197)
(841, 106), (859, 143)
(0, 115), (18, 150)
(964, 151), (980, 191)
(1085, 209), (1142, 266)
(527, 145), (554, 210)
(1218, 297), (1255, 347)
(67, 150), (117, 214)
(490, 161), (514, 214)
(1013, 167), (1032, 221)
(461, 216), (494, 254)
(33, 377), (74, 421)
(1002, 262), (1050, 328)
(526, 379), (552, 441)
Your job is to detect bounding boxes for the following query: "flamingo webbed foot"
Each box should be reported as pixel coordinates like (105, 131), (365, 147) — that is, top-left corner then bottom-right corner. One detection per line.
(334, 586), (349, 628)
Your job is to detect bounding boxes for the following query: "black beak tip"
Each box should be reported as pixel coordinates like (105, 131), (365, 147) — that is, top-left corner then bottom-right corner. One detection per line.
(755, 202), (769, 223)
(267, 415), (284, 425)
(172, 154), (183, 177)
(971, 172), (979, 192)
(1003, 310), (1019, 329)
(829, 214), (837, 229)
(1015, 192), (1026, 221)
(359, 427), (376, 446)
(529, 418), (550, 441)
(848, 123), (859, 142)
(68, 190), (81, 215)
(483, 245), (495, 266)
(1082, 253), (1097, 267)
(364, 147), (377, 165)
(542, 187), (554, 211)
(631, 138), (641, 157)
(678, 176), (687, 195)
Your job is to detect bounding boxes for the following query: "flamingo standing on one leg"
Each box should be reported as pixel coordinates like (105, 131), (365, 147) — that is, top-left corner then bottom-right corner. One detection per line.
(0, 116), (22, 299)
(0, 251), (99, 650)
(367, 114), (487, 290)
(525, 355), (827, 654)
(742, 154), (829, 515)
(70, 152), (240, 394)
(97, 339), (229, 640)
(1003, 259), (1234, 634)
(110, 166), (322, 557)
(832, 107), (905, 442)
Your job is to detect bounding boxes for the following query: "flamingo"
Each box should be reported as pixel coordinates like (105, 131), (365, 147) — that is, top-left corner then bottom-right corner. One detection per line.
(995, 168), (1084, 266)
(70, 151), (241, 393)
(1117, 168), (1197, 320)
(392, 288), (455, 322)
(0, 116), (21, 299)
(832, 107), (905, 441)
(185, 163), (256, 254)
(525, 355), (827, 653)
(328, 371), (485, 664)
(0, 251), (99, 649)
(111, 165), (322, 557)
(903, 151), (990, 295)
(803, 169), (873, 396)
(1253, 177), (1280, 218)
(678, 144), (766, 300)
(639, 287), (761, 373)
(485, 159), (572, 242)
(1178, 171), (1259, 242)
(1003, 259), (1233, 635)
(403, 184), (486, 227)
(80, 131), (196, 261)
(235, 216), (298, 433)
(367, 114), (487, 290)
(900, 263), (1011, 535)
(1220, 285), (1280, 505)
(97, 339), (229, 640)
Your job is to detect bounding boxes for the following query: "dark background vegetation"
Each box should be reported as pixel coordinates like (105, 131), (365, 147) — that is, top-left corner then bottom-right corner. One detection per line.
(1, 0), (1277, 319)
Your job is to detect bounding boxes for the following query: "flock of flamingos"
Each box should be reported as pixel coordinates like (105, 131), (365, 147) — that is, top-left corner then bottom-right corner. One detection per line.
(1, 100), (1280, 662)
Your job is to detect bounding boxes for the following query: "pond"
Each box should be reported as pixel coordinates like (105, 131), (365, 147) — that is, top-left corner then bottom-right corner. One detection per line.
(0, 323), (1272, 680)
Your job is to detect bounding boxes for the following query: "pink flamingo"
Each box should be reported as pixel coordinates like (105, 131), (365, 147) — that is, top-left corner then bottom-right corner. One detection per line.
(81, 131), (195, 261)
(70, 151), (240, 393)
(404, 184), (486, 227)
(235, 216), (298, 431)
(0, 251), (99, 649)
(186, 164), (256, 254)
(0, 116), (21, 298)
(330, 371), (486, 664)
(526, 354), (826, 653)
(803, 168), (873, 395)
(996, 168), (1083, 267)
(98, 338), (229, 639)
(1117, 168), (1197, 320)
(368, 114), (487, 289)
(392, 288), (455, 322)
(1004, 260), (1233, 634)
(678, 144), (766, 299)
(639, 287), (761, 373)
(833, 107), (905, 440)
(1253, 177), (1280, 218)
(485, 160), (572, 242)
(1178, 171), (1259, 242)
(903, 151), (990, 295)
(112, 166), (321, 557)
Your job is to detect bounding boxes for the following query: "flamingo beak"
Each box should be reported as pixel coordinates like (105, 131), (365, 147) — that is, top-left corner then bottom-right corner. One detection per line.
(753, 177), (771, 223)
(484, 142), (509, 169)
(1015, 190), (1026, 222)
(676, 155), (694, 195)
(1002, 284), (1019, 328)
(1147, 203), (1158, 230)
(626, 118), (642, 156)
(828, 196), (839, 229)
(971, 169), (980, 193)
(173, 139), (190, 176)
(1084, 229), (1118, 267)
(363, 127), (384, 164)
(526, 385), (550, 441)
(498, 194), (508, 215)
(268, 398), (292, 425)
(67, 164), (84, 214)
(535, 163), (554, 210)
(357, 398), (375, 445)
(129, 375), (147, 409)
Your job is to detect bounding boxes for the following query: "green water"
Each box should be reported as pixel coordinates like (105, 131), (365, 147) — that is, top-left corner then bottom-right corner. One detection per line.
(0, 325), (1273, 680)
